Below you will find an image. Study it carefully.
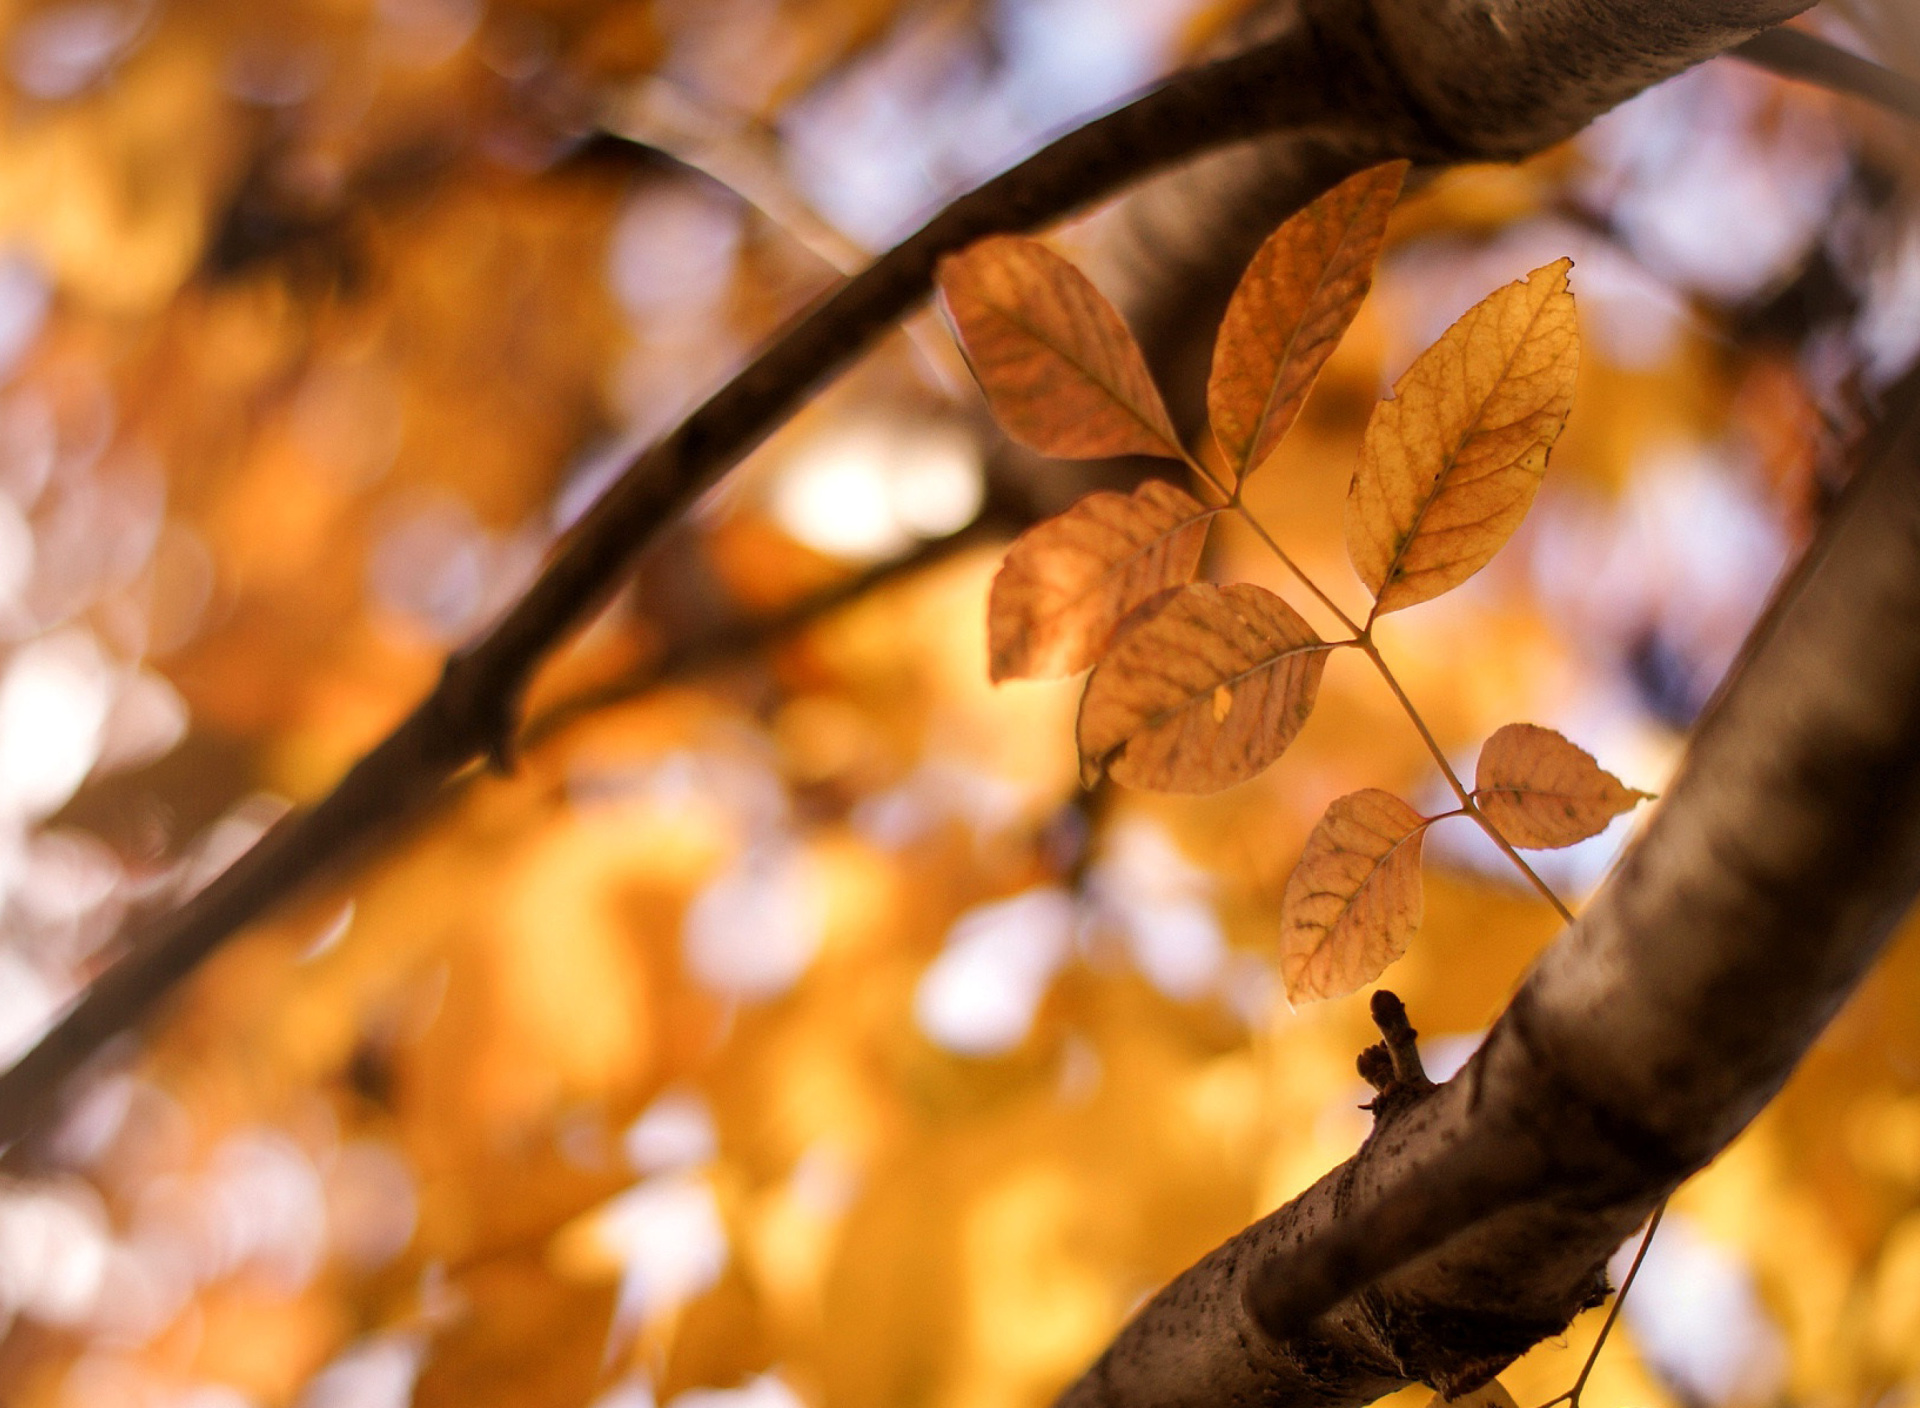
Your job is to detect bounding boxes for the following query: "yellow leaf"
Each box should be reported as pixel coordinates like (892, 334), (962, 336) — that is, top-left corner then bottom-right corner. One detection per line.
(939, 235), (1184, 460)
(1347, 259), (1579, 617)
(1428, 1379), (1521, 1408)
(1279, 789), (1428, 1003)
(988, 480), (1216, 682)
(1076, 582), (1331, 793)
(1473, 722), (1648, 848)
(1209, 161), (1406, 484)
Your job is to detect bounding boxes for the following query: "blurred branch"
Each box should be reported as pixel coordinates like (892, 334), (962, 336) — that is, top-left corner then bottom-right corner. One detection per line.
(0, 0), (1815, 1150)
(594, 80), (972, 396)
(0, 512), (1018, 1176)
(1734, 26), (1920, 120)
(515, 520), (1000, 754)
(1059, 362), (1920, 1408)
(600, 76), (871, 276)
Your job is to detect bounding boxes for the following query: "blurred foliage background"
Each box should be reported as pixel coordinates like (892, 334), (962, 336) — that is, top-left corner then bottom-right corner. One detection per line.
(0, 1), (1915, 1406)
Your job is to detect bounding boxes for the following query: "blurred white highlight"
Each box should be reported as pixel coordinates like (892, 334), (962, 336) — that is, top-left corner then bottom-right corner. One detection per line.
(0, 256), (49, 381)
(9, 0), (147, 99)
(1614, 1210), (1786, 1404)
(611, 181), (744, 318)
(668, 1373), (807, 1408)
(325, 1139), (417, 1271)
(1088, 820), (1224, 1000)
(625, 1089), (718, 1175)
(0, 948), (68, 1068)
(593, 1377), (658, 1408)
(1579, 62), (1847, 302)
(684, 841), (825, 999)
(296, 1333), (426, 1408)
(192, 1131), (328, 1293)
(95, 669), (187, 775)
(604, 1172), (729, 1333)
(0, 630), (113, 818)
(915, 887), (1076, 1056)
(0, 1179), (110, 1326)
(769, 421), (982, 562)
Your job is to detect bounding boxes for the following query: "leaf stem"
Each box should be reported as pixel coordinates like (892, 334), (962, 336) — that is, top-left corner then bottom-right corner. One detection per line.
(1533, 1201), (1666, 1408)
(1182, 453), (1237, 507)
(1358, 638), (1576, 926)
(1181, 451), (1365, 638)
(1217, 481), (1577, 927)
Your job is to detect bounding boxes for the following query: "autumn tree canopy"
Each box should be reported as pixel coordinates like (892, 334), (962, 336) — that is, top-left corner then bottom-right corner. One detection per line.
(0, 3), (1917, 1408)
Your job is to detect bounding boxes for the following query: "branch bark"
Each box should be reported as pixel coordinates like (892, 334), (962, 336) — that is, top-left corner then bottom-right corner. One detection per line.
(0, 0), (1814, 1150)
(1057, 368), (1920, 1408)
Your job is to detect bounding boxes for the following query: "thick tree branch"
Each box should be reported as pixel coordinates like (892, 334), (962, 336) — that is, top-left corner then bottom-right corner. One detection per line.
(0, 0), (1813, 1149)
(1057, 368), (1920, 1408)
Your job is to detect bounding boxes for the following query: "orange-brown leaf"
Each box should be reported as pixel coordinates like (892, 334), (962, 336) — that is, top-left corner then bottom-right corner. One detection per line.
(1076, 582), (1330, 793)
(1347, 259), (1579, 617)
(1209, 161), (1405, 484)
(938, 235), (1183, 460)
(988, 480), (1215, 681)
(1473, 722), (1648, 848)
(1279, 789), (1427, 1003)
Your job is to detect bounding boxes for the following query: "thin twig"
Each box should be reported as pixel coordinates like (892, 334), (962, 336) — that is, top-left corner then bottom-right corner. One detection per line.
(1359, 639), (1577, 925)
(518, 520), (1000, 751)
(1533, 1202), (1666, 1408)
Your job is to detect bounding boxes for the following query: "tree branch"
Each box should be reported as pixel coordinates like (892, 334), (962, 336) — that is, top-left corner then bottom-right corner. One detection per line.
(1057, 365), (1920, 1408)
(0, 0), (1814, 1150)
(1734, 26), (1920, 121)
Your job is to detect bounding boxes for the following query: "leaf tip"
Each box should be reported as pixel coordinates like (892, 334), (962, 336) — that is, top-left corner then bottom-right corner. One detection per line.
(1532, 256), (1577, 314)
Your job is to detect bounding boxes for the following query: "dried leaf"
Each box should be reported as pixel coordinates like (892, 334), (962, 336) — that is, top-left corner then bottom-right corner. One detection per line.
(1280, 789), (1427, 1003)
(1076, 582), (1330, 792)
(1473, 722), (1649, 848)
(938, 235), (1183, 460)
(988, 481), (1215, 681)
(1428, 1380), (1520, 1408)
(1347, 259), (1579, 616)
(1209, 161), (1406, 484)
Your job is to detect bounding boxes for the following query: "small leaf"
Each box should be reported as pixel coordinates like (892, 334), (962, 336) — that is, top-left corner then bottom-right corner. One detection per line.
(1347, 259), (1579, 617)
(1076, 582), (1330, 793)
(988, 481), (1216, 681)
(938, 236), (1183, 461)
(1209, 161), (1406, 484)
(1428, 1380), (1520, 1408)
(1279, 789), (1427, 1003)
(1473, 722), (1649, 848)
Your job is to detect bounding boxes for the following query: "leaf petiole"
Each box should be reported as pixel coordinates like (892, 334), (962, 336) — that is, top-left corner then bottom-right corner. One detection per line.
(1180, 447), (1365, 639)
(1222, 485), (1579, 927)
(1360, 636), (1576, 925)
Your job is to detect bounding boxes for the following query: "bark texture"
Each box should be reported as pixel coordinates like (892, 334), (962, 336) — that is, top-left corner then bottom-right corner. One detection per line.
(1057, 373), (1920, 1408)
